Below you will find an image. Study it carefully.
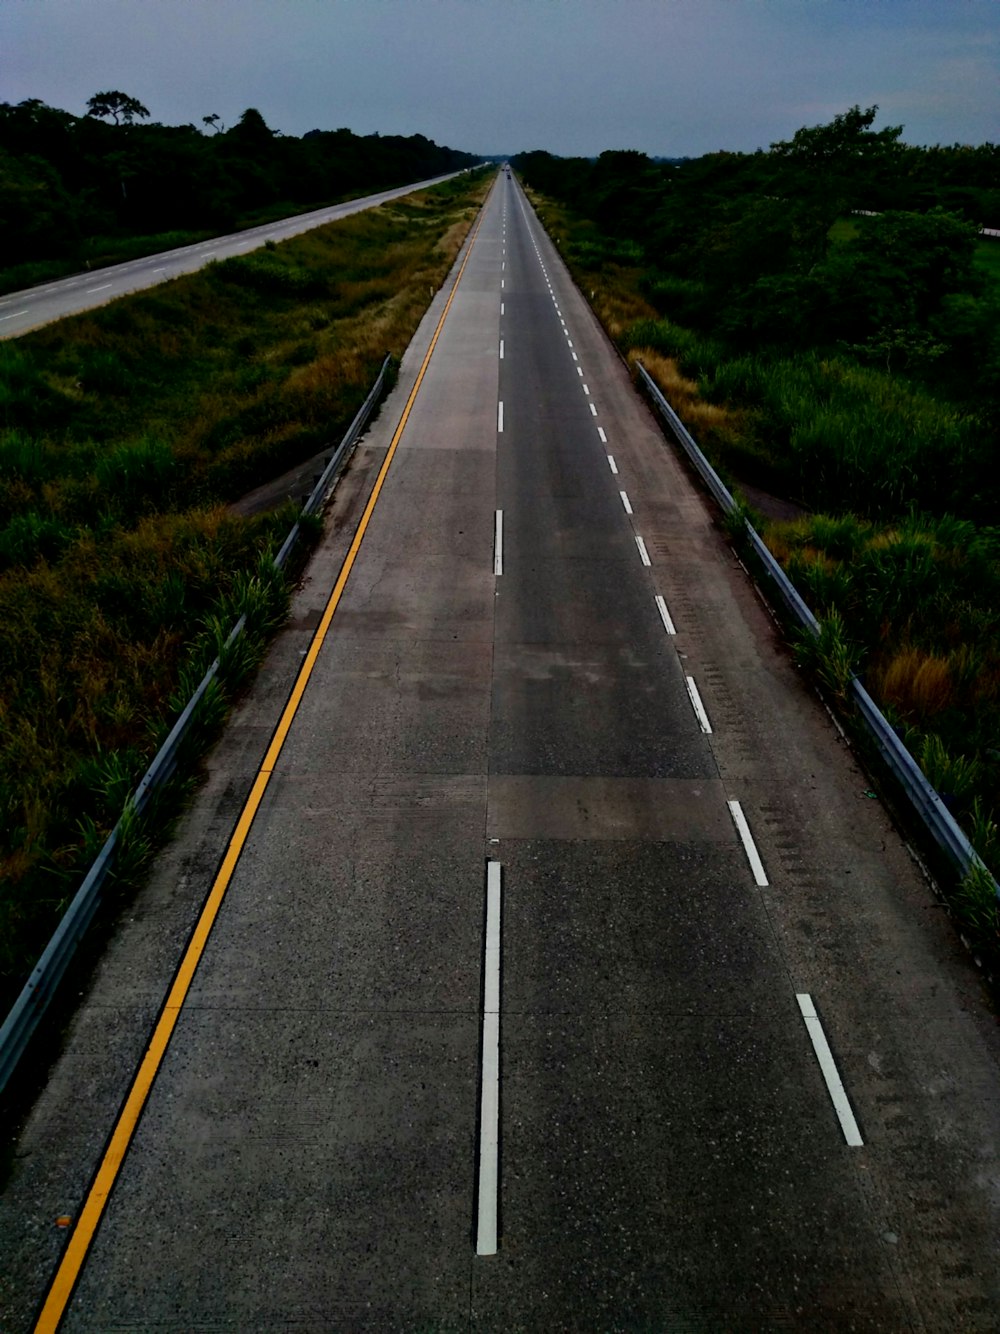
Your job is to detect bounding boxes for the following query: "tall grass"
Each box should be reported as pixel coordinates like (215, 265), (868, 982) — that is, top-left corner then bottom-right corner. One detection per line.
(0, 173), (489, 1009)
(768, 509), (1000, 891)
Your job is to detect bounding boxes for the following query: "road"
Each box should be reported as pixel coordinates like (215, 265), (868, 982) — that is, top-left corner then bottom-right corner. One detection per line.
(0, 171), (464, 340)
(3, 172), (1000, 1330)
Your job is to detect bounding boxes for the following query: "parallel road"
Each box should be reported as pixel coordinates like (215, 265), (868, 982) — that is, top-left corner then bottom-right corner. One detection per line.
(3, 173), (1000, 1330)
(0, 171), (463, 340)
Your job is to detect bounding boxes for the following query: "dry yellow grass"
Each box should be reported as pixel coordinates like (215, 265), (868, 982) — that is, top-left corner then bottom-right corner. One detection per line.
(628, 347), (744, 444)
(594, 286), (658, 338)
(872, 647), (954, 718)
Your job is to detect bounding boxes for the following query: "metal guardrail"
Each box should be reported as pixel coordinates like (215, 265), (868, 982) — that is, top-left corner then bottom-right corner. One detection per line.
(636, 360), (1000, 903)
(0, 355), (392, 1096)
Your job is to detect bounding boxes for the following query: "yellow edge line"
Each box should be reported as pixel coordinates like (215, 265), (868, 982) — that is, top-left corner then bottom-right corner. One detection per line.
(35, 192), (491, 1334)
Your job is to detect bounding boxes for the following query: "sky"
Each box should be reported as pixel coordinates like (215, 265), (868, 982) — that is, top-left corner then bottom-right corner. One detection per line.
(4, 0), (998, 157)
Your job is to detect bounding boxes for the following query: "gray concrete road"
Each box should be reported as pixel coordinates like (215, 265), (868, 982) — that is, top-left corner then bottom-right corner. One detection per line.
(0, 172), (464, 340)
(2, 174), (1000, 1331)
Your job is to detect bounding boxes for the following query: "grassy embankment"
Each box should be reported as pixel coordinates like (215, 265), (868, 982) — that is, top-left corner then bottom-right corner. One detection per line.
(529, 190), (1000, 956)
(0, 171), (490, 1011)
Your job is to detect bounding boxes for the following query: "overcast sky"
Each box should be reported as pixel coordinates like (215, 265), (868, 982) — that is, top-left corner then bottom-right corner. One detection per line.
(4, 0), (998, 156)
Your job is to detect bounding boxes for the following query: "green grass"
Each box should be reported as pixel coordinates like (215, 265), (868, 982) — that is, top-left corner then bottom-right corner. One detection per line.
(0, 171), (489, 1011)
(974, 236), (1000, 286)
(828, 217), (860, 246)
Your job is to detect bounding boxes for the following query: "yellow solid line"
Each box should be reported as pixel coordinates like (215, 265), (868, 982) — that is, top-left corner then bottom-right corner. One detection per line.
(34, 195), (490, 1334)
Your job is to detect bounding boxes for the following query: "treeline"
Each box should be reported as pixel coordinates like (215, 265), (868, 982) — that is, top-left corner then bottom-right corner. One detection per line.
(0, 95), (477, 273)
(516, 108), (1000, 418)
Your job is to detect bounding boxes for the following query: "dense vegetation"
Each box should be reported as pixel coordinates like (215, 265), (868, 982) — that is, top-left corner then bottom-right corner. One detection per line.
(0, 172), (489, 1011)
(0, 94), (478, 293)
(516, 110), (1000, 952)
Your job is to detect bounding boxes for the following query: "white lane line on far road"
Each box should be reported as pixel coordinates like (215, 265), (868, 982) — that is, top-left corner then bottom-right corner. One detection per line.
(597, 427), (607, 443)
(582, 384), (590, 395)
(727, 800), (769, 886)
(0, 310), (30, 321)
(589, 403), (598, 416)
(685, 676), (713, 734)
(499, 339), (504, 360)
(500, 302), (504, 315)
(497, 401), (504, 433)
(796, 995), (864, 1147)
(655, 594), (676, 635)
(619, 490), (633, 515)
(607, 454), (618, 475)
(86, 283), (113, 293)
(477, 862), (503, 1255)
(635, 536), (651, 566)
(494, 511), (504, 577)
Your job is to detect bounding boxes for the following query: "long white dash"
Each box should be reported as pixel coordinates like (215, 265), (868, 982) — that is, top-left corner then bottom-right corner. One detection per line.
(86, 283), (113, 293)
(499, 339), (504, 360)
(589, 403), (598, 416)
(607, 454), (618, 475)
(494, 510), (504, 576)
(685, 676), (713, 734)
(500, 302), (504, 315)
(582, 384), (590, 395)
(619, 490), (633, 515)
(655, 594), (676, 635)
(796, 995), (864, 1146)
(635, 536), (651, 566)
(727, 800), (768, 886)
(571, 352), (578, 361)
(497, 401), (504, 433)
(477, 862), (503, 1254)
(501, 278), (504, 289)
(567, 340), (574, 348)
(577, 367), (584, 377)
(0, 310), (30, 321)
(597, 427), (607, 443)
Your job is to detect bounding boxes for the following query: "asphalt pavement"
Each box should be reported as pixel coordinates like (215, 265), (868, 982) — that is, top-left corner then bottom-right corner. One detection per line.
(2, 173), (1000, 1331)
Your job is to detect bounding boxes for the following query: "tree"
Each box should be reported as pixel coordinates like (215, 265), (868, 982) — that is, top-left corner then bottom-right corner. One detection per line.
(769, 105), (904, 232)
(86, 91), (150, 126)
(202, 114), (223, 134)
(227, 108), (275, 147)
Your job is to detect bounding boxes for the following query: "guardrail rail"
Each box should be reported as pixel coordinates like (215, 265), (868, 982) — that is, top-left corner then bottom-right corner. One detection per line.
(0, 355), (392, 1095)
(635, 359), (1000, 912)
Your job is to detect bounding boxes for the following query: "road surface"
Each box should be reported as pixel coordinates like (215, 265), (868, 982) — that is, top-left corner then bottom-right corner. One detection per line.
(0, 171), (465, 340)
(2, 172), (1000, 1331)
